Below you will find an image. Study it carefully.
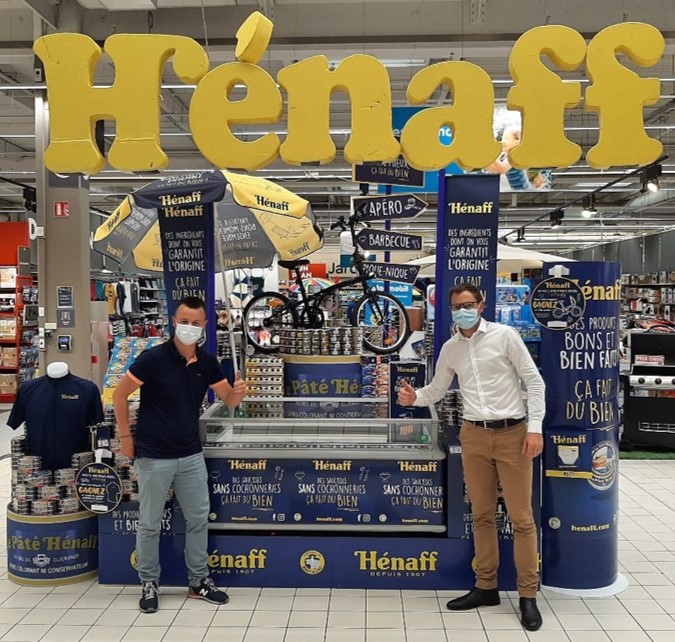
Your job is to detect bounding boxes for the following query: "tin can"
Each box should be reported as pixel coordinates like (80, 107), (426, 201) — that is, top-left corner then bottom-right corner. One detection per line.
(40, 485), (62, 501)
(10, 436), (26, 454)
(14, 484), (38, 501)
(11, 498), (31, 515)
(31, 500), (58, 516)
(62, 485), (77, 498)
(71, 452), (94, 468)
(53, 468), (76, 485)
(24, 470), (52, 487)
(17, 455), (42, 476)
(58, 498), (80, 514)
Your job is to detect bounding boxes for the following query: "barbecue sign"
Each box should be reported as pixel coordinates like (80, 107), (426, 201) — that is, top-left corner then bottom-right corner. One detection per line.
(356, 229), (423, 252)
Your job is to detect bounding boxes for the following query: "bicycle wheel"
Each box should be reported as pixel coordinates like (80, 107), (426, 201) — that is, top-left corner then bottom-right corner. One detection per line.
(552, 307), (564, 319)
(243, 292), (298, 353)
(352, 292), (410, 354)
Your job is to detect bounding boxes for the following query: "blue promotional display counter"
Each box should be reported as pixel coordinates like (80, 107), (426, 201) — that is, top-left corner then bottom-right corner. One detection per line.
(95, 392), (541, 590)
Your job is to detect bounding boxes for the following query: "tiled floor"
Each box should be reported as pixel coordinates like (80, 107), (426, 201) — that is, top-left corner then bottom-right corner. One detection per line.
(1, 459), (674, 642)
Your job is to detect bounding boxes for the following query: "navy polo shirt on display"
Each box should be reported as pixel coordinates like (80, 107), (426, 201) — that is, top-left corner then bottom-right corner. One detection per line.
(7, 373), (104, 470)
(128, 340), (226, 459)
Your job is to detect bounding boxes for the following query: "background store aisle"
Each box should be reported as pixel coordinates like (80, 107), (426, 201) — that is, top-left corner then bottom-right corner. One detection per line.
(0, 459), (674, 641)
(0, 408), (11, 458)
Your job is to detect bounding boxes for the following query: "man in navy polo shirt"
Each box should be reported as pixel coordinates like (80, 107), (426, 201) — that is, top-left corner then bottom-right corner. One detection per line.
(113, 296), (246, 613)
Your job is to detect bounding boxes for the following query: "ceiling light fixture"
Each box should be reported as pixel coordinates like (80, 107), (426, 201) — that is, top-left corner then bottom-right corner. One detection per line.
(641, 164), (662, 193)
(581, 196), (597, 218)
(550, 209), (564, 229)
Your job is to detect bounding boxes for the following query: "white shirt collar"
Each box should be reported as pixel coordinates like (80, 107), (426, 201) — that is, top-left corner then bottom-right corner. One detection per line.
(454, 317), (488, 340)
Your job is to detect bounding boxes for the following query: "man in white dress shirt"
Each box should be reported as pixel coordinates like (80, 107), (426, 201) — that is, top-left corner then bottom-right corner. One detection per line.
(398, 283), (545, 631)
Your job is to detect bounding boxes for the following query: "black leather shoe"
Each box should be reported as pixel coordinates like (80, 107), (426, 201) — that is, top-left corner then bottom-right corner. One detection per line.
(446, 587), (500, 610)
(519, 597), (543, 631)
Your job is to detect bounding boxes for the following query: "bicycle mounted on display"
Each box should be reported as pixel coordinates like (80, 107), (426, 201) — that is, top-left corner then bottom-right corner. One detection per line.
(242, 214), (411, 355)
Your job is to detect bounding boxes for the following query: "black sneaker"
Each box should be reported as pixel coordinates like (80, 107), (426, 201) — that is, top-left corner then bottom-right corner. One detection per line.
(139, 581), (159, 613)
(188, 578), (230, 605)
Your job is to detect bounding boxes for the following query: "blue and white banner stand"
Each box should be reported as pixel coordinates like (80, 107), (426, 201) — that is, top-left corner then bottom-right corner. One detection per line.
(434, 173), (499, 360)
(537, 261), (627, 596)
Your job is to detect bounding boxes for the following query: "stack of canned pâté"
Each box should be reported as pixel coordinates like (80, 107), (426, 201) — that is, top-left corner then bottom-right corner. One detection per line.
(10, 435), (93, 516)
(278, 326), (364, 356)
(245, 356), (284, 418)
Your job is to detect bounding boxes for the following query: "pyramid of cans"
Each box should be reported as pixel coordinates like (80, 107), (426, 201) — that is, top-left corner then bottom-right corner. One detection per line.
(360, 355), (392, 418)
(279, 326), (364, 356)
(441, 389), (464, 429)
(104, 407), (137, 502)
(245, 356), (284, 418)
(10, 435), (93, 516)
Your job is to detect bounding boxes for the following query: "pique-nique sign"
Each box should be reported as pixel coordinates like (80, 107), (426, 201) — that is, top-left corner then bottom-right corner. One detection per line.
(33, 12), (665, 176)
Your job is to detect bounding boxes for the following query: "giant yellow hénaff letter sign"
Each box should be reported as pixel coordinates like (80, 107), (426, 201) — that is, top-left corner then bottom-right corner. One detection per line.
(33, 12), (665, 175)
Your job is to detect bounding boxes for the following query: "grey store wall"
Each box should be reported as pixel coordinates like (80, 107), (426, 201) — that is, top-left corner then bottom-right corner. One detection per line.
(572, 229), (675, 273)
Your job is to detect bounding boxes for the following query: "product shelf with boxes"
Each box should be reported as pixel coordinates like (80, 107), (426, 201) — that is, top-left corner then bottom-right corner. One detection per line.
(621, 271), (675, 321)
(0, 267), (35, 403)
(495, 283), (542, 367)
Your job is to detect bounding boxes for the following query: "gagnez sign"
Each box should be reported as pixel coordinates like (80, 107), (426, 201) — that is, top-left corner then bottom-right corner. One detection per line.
(34, 12), (665, 175)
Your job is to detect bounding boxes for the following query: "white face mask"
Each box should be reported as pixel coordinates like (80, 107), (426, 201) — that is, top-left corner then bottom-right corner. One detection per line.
(175, 323), (203, 346)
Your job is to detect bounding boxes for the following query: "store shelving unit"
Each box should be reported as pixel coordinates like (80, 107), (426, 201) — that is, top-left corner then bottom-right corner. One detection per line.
(0, 270), (33, 403)
(621, 272), (675, 321)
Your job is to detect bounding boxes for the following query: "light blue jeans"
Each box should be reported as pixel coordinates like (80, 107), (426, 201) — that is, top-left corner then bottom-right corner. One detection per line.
(134, 453), (209, 587)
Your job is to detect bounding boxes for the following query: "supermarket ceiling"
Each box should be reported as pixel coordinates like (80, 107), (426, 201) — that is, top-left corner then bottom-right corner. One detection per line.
(1, 0), (675, 255)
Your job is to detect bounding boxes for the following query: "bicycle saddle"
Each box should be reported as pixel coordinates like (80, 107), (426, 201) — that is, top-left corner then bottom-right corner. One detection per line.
(278, 259), (310, 269)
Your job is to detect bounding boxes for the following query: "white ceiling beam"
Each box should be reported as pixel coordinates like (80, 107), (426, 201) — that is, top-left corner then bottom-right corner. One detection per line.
(20, 0), (57, 29)
(257, 0), (274, 21)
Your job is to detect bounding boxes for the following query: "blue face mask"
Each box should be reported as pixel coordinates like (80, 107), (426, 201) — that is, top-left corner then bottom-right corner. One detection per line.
(453, 308), (480, 330)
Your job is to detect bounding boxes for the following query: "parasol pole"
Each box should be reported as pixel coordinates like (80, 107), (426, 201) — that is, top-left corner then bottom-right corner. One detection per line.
(215, 218), (239, 375)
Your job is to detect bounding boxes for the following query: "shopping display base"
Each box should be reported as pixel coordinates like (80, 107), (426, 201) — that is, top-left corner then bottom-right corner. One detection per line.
(97, 503), (521, 590)
(543, 573), (629, 598)
(6, 508), (99, 586)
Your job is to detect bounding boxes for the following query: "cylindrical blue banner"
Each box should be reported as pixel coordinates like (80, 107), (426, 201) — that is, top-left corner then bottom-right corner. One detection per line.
(434, 174), (499, 360)
(538, 262), (621, 590)
(7, 509), (98, 585)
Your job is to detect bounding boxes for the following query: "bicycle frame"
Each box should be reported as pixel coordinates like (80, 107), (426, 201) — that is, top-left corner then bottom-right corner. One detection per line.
(288, 217), (378, 319)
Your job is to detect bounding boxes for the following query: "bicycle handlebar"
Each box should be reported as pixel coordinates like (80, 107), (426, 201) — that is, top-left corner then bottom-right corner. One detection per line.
(329, 216), (346, 231)
(329, 214), (371, 232)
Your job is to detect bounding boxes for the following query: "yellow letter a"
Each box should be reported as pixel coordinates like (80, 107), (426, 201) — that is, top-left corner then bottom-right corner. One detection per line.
(401, 62), (500, 171)
(34, 33), (209, 175)
(585, 23), (665, 169)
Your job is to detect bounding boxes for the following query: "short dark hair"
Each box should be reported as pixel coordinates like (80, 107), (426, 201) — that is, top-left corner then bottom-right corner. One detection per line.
(175, 296), (207, 313)
(449, 284), (483, 302)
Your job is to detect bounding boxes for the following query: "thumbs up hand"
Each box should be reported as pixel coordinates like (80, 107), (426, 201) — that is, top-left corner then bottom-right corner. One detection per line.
(397, 381), (417, 406)
(232, 371), (247, 405)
